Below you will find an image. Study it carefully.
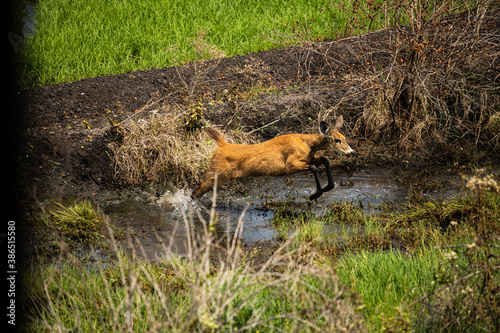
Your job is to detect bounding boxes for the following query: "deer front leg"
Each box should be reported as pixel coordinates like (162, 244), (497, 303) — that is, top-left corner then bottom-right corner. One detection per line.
(309, 157), (335, 200)
(318, 157), (334, 192)
(309, 164), (324, 200)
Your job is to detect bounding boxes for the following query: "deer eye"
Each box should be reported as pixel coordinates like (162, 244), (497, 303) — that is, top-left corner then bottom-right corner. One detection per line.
(335, 139), (342, 144)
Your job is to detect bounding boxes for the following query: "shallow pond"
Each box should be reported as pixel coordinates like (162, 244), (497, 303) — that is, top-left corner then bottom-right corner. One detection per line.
(104, 168), (465, 261)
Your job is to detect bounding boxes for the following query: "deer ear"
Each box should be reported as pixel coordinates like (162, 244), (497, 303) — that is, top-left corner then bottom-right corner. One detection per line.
(333, 115), (344, 130)
(319, 121), (330, 137)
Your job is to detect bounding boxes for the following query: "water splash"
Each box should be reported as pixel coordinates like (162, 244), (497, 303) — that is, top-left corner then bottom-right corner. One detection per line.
(156, 188), (199, 212)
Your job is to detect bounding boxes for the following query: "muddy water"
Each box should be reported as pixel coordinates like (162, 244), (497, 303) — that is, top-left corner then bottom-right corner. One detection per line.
(104, 169), (465, 261)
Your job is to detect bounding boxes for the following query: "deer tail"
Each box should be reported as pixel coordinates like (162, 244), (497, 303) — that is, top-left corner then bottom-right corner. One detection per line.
(205, 127), (227, 145)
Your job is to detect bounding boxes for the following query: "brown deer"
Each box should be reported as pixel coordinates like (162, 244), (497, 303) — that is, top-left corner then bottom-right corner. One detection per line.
(192, 116), (354, 201)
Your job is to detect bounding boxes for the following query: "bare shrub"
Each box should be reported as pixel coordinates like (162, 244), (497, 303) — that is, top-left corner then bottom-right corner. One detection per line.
(168, 29), (226, 100)
(270, 1), (499, 161)
(351, 0), (500, 160)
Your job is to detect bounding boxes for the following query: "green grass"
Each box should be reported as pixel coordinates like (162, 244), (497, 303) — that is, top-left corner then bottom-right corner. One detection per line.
(336, 249), (442, 331)
(24, 244), (363, 332)
(25, 172), (500, 332)
(264, 173), (500, 331)
(38, 199), (108, 253)
(17, 0), (348, 87)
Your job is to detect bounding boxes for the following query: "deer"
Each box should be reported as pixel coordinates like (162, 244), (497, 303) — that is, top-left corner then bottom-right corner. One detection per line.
(191, 116), (354, 202)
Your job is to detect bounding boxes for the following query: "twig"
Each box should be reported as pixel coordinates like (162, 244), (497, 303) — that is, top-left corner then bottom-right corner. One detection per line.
(435, 243), (500, 249)
(117, 89), (180, 125)
(224, 99), (253, 129)
(247, 114), (285, 135)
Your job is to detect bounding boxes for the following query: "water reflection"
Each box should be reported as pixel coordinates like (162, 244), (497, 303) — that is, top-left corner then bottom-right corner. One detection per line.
(104, 169), (465, 261)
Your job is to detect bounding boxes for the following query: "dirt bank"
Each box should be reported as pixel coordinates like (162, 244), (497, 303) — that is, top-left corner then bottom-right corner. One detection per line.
(14, 7), (500, 215)
(15, 29), (393, 207)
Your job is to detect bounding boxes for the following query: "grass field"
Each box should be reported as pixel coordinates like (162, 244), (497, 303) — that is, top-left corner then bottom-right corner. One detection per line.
(25, 173), (500, 332)
(16, 0), (347, 88)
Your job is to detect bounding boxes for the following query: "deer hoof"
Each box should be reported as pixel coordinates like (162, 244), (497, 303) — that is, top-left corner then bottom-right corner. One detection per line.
(309, 191), (323, 201)
(321, 183), (335, 192)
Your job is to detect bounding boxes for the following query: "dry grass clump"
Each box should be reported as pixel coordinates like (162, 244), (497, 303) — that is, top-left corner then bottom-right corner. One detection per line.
(109, 108), (210, 186)
(109, 103), (245, 188)
(466, 169), (500, 195)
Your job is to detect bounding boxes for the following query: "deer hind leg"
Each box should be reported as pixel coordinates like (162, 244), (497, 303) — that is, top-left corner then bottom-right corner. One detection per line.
(192, 171), (217, 200)
(192, 172), (228, 200)
(192, 179), (214, 200)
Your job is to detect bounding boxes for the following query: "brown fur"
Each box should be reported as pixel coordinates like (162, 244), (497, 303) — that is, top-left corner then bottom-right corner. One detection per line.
(192, 116), (354, 199)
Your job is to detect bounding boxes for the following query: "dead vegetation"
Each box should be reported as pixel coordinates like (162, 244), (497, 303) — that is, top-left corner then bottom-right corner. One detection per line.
(357, 0), (499, 161)
(273, 0), (500, 162)
(108, 101), (251, 188)
(108, 104), (211, 187)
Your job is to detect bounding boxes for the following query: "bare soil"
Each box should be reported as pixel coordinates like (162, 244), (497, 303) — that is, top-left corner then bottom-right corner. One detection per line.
(13, 14), (498, 217)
